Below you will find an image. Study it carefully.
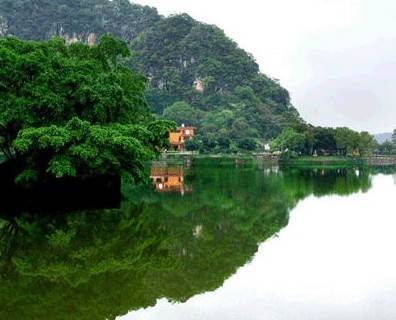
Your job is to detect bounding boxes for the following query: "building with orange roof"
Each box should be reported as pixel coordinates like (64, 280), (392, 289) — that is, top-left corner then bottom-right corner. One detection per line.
(169, 124), (195, 151)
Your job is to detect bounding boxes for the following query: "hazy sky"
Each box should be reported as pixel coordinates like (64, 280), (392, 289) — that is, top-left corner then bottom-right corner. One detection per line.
(133, 0), (395, 133)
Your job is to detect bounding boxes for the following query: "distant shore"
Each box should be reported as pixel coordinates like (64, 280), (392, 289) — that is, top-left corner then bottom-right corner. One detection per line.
(160, 152), (396, 168)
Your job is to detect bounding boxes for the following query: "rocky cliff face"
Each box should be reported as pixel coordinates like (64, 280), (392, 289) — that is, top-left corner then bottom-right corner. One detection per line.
(0, 0), (160, 42)
(0, 15), (7, 36)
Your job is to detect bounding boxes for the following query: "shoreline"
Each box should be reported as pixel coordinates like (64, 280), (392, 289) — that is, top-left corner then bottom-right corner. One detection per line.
(160, 153), (396, 168)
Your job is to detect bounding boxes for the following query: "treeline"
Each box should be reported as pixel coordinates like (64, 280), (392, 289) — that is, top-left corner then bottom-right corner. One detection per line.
(161, 98), (291, 153)
(271, 126), (396, 157)
(270, 125), (376, 157)
(175, 109), (380, 156)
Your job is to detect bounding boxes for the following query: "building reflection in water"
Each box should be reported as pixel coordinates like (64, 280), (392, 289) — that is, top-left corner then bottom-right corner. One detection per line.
(150, 162), (192, 195)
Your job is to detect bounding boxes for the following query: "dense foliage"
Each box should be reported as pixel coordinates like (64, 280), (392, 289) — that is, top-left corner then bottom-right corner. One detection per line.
(0, 36), (174, 182)
(0, 0), (302, 152)
(0, 0), (160, 42)
(131, 14), (302, 151)
(271, 124), (376, 157)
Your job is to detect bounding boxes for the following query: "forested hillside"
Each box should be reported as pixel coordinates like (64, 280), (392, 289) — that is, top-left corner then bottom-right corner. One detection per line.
(0, 0), (302, 151)
(0, 0), (160, 42)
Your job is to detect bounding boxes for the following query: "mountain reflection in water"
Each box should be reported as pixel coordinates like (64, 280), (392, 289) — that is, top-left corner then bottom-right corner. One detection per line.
(0, 159), (388, 320)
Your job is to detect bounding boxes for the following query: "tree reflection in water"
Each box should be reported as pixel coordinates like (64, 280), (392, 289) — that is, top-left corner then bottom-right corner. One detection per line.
(0, 159), (382, 320)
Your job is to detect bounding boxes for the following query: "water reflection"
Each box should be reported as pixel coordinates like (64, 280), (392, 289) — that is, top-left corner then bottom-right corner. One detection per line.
(150, 162), (191, 194)
(0, 160), (391, 320)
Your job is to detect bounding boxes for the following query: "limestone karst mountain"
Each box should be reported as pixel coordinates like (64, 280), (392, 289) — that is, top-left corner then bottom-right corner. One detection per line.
(0, 0), (303, 150)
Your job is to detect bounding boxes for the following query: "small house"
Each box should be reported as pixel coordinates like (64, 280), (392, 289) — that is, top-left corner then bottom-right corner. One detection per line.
(169, 124), (195, 151)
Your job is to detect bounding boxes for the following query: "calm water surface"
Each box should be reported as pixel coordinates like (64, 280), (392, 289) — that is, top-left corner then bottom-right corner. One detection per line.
(0, 159), (395, 320)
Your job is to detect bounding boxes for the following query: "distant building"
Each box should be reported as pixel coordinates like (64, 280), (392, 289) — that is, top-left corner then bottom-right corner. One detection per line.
(169, 124), (195, 151)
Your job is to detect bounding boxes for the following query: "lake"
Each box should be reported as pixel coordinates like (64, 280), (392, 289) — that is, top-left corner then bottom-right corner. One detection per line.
(0, 159), (395, 320)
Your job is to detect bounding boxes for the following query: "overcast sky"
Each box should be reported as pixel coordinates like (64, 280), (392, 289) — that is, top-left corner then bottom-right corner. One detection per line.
(132, 0), (396, 133)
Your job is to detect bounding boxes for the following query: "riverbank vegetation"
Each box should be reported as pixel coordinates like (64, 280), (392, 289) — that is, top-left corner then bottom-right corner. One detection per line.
(270, 125), (376, 158)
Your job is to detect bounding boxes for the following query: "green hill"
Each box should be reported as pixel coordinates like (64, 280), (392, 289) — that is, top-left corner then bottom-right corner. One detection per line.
(0, 0), (303, 151)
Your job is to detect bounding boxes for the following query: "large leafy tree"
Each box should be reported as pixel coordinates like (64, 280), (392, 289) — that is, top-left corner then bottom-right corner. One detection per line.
(270, 128), (306, 153)
(334, 127), (360, 156)
(334, 127), (375, 156)
(0, 35), (174, 183)
(162, 101), (200, 126)
(358, 131), (375, 156)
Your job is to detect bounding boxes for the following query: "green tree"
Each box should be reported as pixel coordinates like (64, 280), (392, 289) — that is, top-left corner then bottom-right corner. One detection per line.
(334, 128), (375, 157)
(184, 138), (202, 152)
(376, 140), (393, 155)
(238, 138), (257, 151)
(270, 128), (305, 153)
(312, 127), (337, 154)
(358, 131), (375, 156)
(0, 36), (174, 183)
(334, 127), (359, 156)
(162, 101), (199, 126)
